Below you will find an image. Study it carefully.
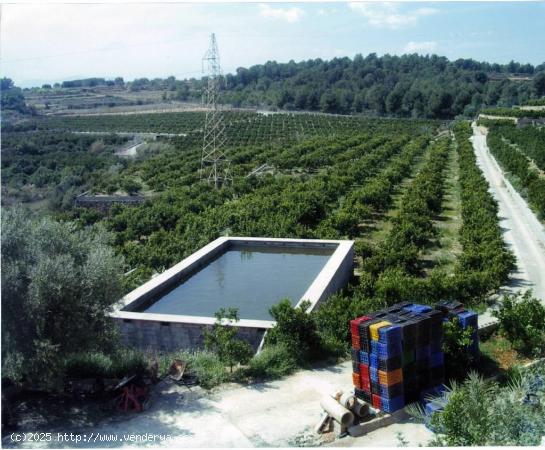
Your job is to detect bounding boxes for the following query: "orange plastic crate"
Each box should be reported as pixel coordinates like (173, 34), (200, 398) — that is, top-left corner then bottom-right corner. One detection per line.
(378, 368), (403, 387)
(352, 372), (362, 389)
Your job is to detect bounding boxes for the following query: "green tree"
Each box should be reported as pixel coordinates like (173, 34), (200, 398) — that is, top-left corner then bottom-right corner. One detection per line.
(204, 308), (253, 373)
(122, 178), (142, 195)
(442, 317), (476, 379)
(266, 299), (322, 363)
(493, 290), (545, 357)
(533, 71), (545, 96)
(1, 208), (124, 387)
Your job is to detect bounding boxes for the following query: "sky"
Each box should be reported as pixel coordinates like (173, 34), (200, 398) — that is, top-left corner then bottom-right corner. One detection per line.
(1, 1), (545, 88)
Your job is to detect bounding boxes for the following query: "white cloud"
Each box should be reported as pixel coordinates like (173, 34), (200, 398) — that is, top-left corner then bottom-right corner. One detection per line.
(259, 4), (305, 23)
(317, 8), (338, 17)
(403, 41), (438, 54)
(348, 3), (437, 29)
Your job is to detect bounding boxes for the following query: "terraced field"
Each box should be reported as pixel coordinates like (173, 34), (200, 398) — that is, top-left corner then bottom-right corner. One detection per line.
(2, 111), (515, 313)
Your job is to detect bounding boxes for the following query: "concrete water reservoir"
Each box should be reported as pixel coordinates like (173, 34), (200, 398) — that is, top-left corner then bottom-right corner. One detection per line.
(111, 237), (354, 351)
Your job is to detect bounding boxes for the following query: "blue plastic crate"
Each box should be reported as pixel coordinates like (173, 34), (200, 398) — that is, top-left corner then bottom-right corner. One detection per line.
(403, 304), (433, 314)
(415, 345), (431, 360)
(425, 400), (444, 416)
(424, 401), (444, 431)
(378, 355), (402, 371)
(469, 341), (480, 355)
(351, 348), (359, 362)
(377, 341), (402, 358)
(378, 325), (402, 344)
(370, 353), (379, 368)
(379, 382), (404, 399)
(359, 351), (370, 365)
(430, 339), (443, 353)
(429, 351), (444, 368)
(371, 340), (379, 354)
(380, 395), (405, 413)
(457, 310), (478, 329)
(420, 385), (446, 403)
(370, 366), (379, 382)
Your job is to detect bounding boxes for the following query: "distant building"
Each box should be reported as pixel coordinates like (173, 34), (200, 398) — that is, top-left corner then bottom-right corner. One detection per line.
(74, 194), (145, 212)
(517, 117), (545, 128)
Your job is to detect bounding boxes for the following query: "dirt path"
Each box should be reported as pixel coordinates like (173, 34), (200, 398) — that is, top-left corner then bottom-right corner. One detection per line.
(421, 137), (462, 273)
(3, 361), (431, 448)
(471, 122), (545, 301)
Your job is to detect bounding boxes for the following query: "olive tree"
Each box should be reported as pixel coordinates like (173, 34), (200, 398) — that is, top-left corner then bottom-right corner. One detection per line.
(1, 208), (124, 386)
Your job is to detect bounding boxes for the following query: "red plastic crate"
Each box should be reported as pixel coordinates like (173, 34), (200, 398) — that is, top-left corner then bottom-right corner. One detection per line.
(359, 363), (370, 382)
(372, 394), (382, 409)
(361, 378), (371, 393)
(351, 334), (361, 350)
(350, 315), (372, 335)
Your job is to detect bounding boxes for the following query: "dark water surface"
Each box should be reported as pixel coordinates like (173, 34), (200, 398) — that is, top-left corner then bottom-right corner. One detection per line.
(143, 245), (334, 320)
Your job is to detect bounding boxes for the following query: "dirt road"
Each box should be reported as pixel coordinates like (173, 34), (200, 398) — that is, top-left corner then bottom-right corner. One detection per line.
(471, 123), (545, 301)
(3, 361), (431, 448)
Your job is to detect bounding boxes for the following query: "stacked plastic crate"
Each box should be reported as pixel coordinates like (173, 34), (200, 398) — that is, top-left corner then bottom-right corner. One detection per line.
(350, 302), (478, 414)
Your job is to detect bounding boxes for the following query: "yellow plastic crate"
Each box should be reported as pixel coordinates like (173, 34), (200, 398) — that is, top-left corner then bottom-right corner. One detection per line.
(369, 321), (391, 341)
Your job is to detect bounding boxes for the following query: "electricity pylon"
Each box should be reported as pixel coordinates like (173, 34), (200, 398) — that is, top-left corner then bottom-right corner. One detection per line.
(200, 33), (231, 188)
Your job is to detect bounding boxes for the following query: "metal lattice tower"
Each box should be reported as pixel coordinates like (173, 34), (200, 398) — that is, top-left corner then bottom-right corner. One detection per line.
(201, 33), (231, 188)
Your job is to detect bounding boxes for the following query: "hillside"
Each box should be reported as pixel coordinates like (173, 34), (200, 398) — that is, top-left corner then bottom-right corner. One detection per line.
(17, 54), (545, 120)
(213, 54), (545, 118)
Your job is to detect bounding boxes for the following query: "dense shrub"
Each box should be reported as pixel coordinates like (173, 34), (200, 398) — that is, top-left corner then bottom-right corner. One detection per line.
(419, 366), (545, 446)
(312, 291), (383, 356)
(266, 300), (323, 363)
(1, 208), (124, 388)
(245, 344), (298, 380)
(493, 291), (545, 357)
(185, 352), (231, 389)
(63, 349), (148, 379)
(64, 352), (114, 379)
(442, 317), (477, 380)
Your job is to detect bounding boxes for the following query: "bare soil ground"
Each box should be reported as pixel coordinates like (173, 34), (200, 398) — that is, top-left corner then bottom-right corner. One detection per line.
(2, 361), (432, 448)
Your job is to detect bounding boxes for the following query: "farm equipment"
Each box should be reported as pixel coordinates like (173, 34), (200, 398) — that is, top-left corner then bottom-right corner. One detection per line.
(112, 375), (150, 413)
